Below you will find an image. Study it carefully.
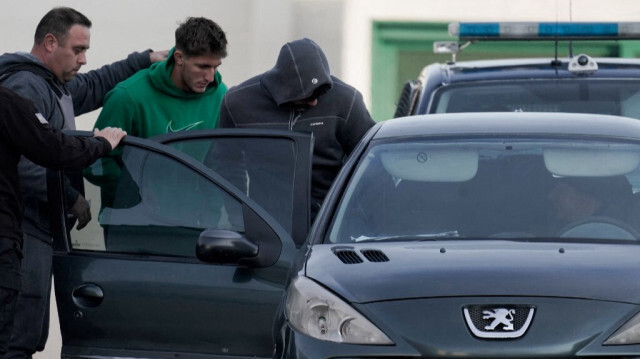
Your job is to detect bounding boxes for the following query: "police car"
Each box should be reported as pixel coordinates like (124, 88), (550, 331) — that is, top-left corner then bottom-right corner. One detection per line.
(395, 22), (640, 118)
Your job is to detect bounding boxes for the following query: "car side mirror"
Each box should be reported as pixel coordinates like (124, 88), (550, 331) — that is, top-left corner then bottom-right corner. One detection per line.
(196, 228), (259, 265)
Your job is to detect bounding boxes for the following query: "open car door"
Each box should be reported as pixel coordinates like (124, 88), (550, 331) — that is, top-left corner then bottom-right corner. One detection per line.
(50, 129), (312, 359)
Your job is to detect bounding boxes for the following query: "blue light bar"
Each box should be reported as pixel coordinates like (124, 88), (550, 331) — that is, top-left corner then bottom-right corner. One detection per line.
(449, 22), (640, 41)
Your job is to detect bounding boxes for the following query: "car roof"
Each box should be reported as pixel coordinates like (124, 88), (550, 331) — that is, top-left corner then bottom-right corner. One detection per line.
(409, 57), (640, 116)
(431, 57), (640, 84)
(374, 112), (640, 140)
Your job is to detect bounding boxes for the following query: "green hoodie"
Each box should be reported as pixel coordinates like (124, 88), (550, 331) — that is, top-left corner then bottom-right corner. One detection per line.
(94, 47), (226, 137)
(85, 48), (227, 211)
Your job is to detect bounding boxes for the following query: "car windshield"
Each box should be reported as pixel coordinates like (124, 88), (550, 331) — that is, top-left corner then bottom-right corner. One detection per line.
(430, 80), (640, 119)
(327, 137), (640, 243)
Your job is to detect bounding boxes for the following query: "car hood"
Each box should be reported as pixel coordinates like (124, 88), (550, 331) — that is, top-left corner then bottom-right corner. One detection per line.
(304, 240), (640, 304)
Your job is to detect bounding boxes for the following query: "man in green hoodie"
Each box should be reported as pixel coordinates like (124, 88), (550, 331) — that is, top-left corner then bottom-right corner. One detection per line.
(93, 16), (227, 137)
(85, 17), (227, 210)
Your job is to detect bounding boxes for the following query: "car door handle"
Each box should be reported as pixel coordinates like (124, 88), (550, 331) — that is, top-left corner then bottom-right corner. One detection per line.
(72, 284), (104, 308)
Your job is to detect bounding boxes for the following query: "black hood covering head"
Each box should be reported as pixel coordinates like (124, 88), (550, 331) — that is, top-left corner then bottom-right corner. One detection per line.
(261, 38), (333, 106)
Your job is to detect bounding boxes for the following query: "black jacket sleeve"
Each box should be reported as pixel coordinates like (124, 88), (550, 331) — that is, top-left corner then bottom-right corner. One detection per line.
(68, 50), (152, 115)
(218, 95), (237, 129)
(338, 88), (375, 157)
(1, 88), (113, 170)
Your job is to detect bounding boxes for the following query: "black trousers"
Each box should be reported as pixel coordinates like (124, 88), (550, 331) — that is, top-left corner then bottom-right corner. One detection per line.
(0, 237), (21, 356)
(4, 228), (51, 359)
(0, 287), (18, 355)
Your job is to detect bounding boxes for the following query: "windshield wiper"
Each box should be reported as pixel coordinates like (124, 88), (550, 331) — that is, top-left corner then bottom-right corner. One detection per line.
(352, 230), (460, 242)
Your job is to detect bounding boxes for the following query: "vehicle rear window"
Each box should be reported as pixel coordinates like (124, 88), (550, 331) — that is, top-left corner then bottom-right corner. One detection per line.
(430, 80), (640, 119)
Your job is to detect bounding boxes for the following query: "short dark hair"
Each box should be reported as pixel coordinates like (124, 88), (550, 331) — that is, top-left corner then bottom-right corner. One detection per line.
(175, 17), (227, 58)
(34, 7), (92, 44)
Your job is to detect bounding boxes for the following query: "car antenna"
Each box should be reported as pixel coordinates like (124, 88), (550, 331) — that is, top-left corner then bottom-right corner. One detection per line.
(551, 28), (562, 67)
(551, 0), (562, 67)
(568, 0), (574, 59)
(552, 36), (560, 65)
(453, 41), (473, 63)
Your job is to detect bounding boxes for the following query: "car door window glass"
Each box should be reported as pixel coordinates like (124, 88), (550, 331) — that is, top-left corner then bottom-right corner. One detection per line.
(165, 137), (297, 238)
(70, 145), (243, 257)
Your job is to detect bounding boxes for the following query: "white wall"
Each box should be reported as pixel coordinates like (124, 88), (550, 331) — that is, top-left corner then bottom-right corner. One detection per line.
(2, 0), (640, 125)
(0, 0), (295, 128)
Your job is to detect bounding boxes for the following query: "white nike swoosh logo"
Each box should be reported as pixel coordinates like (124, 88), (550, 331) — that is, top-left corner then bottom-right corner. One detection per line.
(166, 120), (204, 133)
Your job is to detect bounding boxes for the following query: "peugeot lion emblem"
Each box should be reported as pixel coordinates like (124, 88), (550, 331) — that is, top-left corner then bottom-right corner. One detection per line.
(483, 308), (515, 330)
(463, 305), (535, 339)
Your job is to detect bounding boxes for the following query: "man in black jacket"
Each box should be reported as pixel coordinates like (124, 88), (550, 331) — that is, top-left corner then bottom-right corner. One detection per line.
(0, 8), (167, 356)
(219, 38), (375, 220)
(0, 86), (126, 354)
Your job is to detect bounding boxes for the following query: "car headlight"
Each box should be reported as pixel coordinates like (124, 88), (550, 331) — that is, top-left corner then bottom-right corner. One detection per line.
(285, 276), (393, 345)
(604, 312), (640, 345)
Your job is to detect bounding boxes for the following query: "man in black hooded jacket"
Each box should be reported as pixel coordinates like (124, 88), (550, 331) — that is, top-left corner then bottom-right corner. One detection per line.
(0, 86), (126, 354)
(219, 38), (375, 219)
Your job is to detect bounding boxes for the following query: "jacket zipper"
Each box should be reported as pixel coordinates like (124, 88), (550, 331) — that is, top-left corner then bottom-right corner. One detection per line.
(289, 110), (301, 130)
